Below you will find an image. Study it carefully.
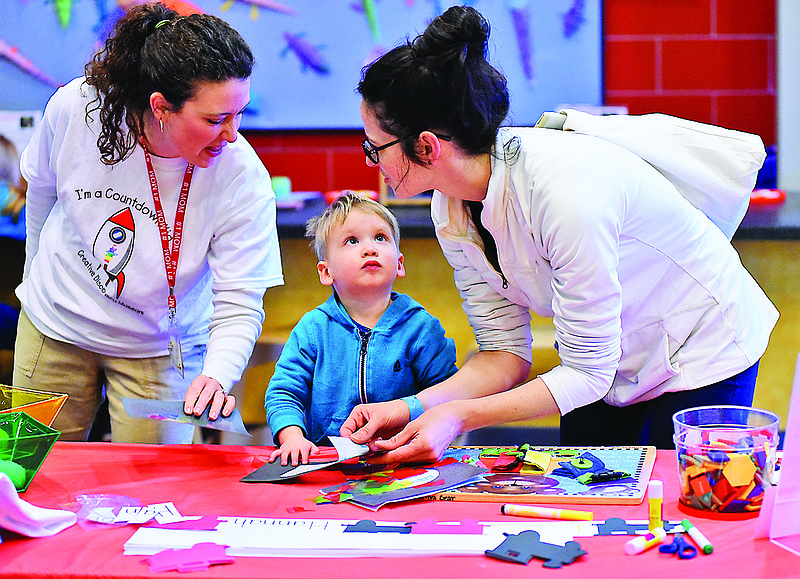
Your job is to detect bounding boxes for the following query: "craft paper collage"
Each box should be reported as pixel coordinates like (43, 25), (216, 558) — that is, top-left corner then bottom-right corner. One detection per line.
(430, 446), (657, 505)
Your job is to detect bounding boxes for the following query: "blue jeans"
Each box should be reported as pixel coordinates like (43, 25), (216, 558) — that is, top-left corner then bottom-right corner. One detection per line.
(559, 362), (760, 448)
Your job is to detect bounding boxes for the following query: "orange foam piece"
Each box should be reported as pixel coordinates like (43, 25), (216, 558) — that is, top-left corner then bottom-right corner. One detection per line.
(735, 480), (757, 501)
(723, 454), (757, 487)
(686, 464), (707, 478)
(690, 474), (712, 497)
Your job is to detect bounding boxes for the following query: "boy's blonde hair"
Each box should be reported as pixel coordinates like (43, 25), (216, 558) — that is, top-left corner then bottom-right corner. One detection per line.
(306, 191), (400, 260)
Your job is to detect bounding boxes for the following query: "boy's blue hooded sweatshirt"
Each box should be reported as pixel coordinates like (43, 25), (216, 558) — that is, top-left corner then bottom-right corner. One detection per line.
(265, 291), (458, 444)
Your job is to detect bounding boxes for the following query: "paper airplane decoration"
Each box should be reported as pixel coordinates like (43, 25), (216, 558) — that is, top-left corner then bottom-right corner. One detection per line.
(318, 459), (489, 510)
(0, 38), (61, 88)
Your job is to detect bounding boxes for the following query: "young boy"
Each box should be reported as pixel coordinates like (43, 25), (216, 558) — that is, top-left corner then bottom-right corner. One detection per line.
(265, 192), (458, 465)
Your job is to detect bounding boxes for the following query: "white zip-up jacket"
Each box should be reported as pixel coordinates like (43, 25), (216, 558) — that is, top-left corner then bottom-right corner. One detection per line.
(432, 125), (778, 414)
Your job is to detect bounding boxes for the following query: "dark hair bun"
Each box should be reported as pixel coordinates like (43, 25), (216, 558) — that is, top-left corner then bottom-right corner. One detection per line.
(413, 6), (490, 66)
(357, 5), (508, 159)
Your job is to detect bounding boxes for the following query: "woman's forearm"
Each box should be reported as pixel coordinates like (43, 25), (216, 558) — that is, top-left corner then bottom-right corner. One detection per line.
(416, 349), (559, 432)
(417, 350), (531, 408)
(446, 375), (560, 434)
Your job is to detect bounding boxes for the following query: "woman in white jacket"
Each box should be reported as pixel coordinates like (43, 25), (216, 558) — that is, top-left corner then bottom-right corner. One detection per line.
(340, 6), (777, 458)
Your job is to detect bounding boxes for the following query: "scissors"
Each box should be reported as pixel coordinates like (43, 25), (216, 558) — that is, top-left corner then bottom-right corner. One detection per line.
(658, 532), (697, 559)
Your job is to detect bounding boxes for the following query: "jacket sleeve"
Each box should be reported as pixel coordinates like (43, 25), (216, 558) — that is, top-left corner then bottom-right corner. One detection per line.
(532, 160), (624, 414)
(265, 317), (316, 442)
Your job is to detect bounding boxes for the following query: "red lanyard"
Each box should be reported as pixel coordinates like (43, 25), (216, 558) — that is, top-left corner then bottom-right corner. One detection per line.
(141, 139), (195, 312)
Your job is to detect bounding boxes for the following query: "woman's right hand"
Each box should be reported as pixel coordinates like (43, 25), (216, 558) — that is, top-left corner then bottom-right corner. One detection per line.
(341, 351), (539, 463)
(341, 400), (465, 464)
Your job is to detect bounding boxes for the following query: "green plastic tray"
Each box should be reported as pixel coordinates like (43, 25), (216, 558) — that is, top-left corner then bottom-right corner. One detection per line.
(0, 411), (60, 492)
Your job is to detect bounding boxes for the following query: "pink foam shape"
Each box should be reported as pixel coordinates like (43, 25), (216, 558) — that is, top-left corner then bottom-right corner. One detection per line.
(142, 542), (233, 573)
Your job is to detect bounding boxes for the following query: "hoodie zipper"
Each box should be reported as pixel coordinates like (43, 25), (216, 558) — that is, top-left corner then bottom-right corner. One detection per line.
(357, 328), (372, 404)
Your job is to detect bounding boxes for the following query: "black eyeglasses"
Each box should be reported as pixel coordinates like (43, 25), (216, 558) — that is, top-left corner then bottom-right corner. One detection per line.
(362, 133), (451, 164)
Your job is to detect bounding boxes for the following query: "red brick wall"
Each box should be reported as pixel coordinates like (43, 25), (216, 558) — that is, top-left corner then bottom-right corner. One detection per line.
(245, 0), (776, 193)
(242, 129), (374, 194)
(604, 0), (775, 145)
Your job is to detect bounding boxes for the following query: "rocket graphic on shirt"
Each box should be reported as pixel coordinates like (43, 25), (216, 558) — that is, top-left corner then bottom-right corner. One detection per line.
(93, 207), (135, 299)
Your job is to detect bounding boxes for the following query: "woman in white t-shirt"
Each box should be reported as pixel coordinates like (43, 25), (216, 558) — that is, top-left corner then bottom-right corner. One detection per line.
(15, 3), (283, 443)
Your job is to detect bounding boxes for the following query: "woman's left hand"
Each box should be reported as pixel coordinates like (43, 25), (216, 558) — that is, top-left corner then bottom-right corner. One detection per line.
(340, 399), (411, 445)
(183, 374), (235, 420)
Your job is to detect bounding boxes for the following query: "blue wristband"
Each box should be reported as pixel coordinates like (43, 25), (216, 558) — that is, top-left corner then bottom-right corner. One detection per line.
(401, 395), (424, 421)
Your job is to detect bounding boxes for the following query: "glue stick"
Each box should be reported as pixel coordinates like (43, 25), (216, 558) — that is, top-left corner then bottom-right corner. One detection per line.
(648, 480), (664, 532)
(624, 526), (667, 556)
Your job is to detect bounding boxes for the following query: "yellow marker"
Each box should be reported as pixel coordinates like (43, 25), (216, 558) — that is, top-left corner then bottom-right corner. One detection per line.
(648, 480), (663, 532)
(500, 504), (593, 521)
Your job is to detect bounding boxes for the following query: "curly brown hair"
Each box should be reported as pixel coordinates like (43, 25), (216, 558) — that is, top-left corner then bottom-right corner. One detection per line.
(85, 2), (254, 165)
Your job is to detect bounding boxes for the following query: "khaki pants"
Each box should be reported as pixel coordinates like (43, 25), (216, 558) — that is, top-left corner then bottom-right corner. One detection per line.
(13, 308), (198, 444)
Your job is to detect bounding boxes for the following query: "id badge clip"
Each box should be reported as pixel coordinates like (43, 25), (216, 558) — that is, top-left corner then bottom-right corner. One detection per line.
(168, 306), (184, 378)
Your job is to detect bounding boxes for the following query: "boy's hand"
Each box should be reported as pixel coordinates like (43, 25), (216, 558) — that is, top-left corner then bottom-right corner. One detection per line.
(270, 427), (319, 466)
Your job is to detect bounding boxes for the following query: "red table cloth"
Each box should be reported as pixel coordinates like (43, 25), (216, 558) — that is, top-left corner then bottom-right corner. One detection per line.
(0, 442), (796, 578)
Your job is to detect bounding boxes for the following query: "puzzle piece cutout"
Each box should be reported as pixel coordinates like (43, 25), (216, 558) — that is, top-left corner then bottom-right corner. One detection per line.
(520, 450), (552, 474)
(593, 517), (683, 536)
(485, 530), (586, 569)
(551, 452), (632, 484)
(593, 517), (648, 535)
(343, 520), (412, 534)
(142, 542), (233, 573)
(551, 452), (606, 478)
